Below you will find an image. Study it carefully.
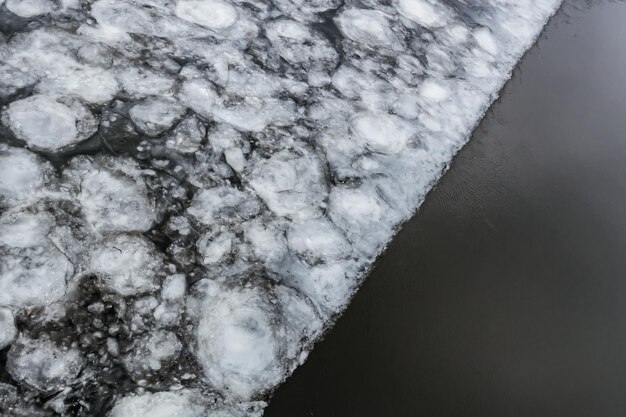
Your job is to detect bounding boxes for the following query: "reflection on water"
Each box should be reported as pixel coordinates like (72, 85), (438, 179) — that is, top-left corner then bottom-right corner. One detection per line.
(265, 1), (626, 416)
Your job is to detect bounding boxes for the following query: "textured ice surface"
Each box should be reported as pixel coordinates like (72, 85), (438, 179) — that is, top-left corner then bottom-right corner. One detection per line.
(0, 0), (561, 415)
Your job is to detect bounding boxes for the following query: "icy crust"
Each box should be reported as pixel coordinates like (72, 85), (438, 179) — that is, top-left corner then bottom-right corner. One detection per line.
(0, 0), (561, 416)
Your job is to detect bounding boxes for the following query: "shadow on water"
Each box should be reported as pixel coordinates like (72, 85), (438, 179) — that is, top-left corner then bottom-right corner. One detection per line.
(265, 1), (626, 416)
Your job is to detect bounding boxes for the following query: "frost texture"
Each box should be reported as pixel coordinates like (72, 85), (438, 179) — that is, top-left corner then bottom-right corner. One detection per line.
(0, 0), (561, 415)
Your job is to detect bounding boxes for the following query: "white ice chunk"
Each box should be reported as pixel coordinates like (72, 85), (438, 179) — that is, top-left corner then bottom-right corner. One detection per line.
(117, 67), (176, 98)
(36, 66), (119, 104)
(6, 0), (55, 18)
(175, 0), (238, 30)
(335, 8), (397, 48)
(243, 218), (288, 265)
(248, 148), (327, 221)
(0, 146), (49, 205)
(64, 156), (156, 234)
(279, 259), (358, 315)
(328, 185), (391, 256)
(2, 95), (97, 151)
(273, 0), (342, 20)
(396, 0), (452, 28)
(124, 331), (182, 373)
(187, 186), (261, 226)
(89, 234), (163, 296)
(161, 274), (186, 301)
(287, 218), (351, 263)
(179, 78), (217, 116)
(273, 285), (323, 362)
(0, 243), (72, 308)
(211, 98), (297, 132)
(129, 97), (186, 137)
(197, 230), (234, 265)
(474, 27), (499, 55)
(165, 116), (206, 154)
(0, 308), (17, 350)
(418, 78), (450, 101)
(194, 280), (286, 399)
(108, 391), (209, 417)
(265, 19), (339, 70)
(351, 112), (414, 154)
(224, 147), (246, 173)
(0, 211), (53, 249)
(7, 338), (82, 392)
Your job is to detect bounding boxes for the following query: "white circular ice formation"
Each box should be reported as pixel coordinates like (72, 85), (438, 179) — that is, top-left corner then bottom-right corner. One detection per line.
(0, 211), (73, 308)
(0, 251), (72, 308)
(0, 211), (54, 249)
(248, 148), (328, 221)
(108, 390), (209, 417)
(6, 0), (55, 18)
(0, 146), (49, 205)
(265, 19), (339, 70)
(273, 0), (342, 20)
(0, 308), (17, 350)
(129, 97), (186, 137)
(287, 218), (351, 263)
(124, 331), (182, 375)
(418, 78), (450, 102)
(64, 156), (156, 234)
(2, 95), (96, 151)
(395, 0), (452, 28)
(187, 186), (261, 226)
(89, 234), (163, 296)
(197, 229), (235, 265)
(175, 0), (238, 30)
(194, 280), (286, 399)
(7, 338), (83, 392)
(351, 112), (414, 154)
(335, 8), (397, 48)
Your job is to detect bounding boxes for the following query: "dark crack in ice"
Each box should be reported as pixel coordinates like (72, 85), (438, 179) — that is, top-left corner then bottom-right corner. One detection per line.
(0, 0), (561, 415)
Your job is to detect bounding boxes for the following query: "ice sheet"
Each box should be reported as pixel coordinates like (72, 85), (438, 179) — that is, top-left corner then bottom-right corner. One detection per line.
(0, 0), (562, 415)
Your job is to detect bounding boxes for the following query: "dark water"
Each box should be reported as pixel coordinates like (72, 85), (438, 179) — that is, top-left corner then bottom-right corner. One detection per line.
(265, 1), (626, 416)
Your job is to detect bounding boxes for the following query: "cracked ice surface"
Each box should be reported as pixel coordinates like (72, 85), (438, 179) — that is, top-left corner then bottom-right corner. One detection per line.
(0, 0), (561, 415)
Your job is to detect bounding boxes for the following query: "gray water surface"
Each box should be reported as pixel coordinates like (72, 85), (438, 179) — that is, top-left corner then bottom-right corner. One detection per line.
(265, 1), (626, 416)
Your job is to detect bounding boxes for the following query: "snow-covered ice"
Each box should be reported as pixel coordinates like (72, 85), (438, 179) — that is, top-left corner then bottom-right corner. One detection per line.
(0, 0), (562, 415)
